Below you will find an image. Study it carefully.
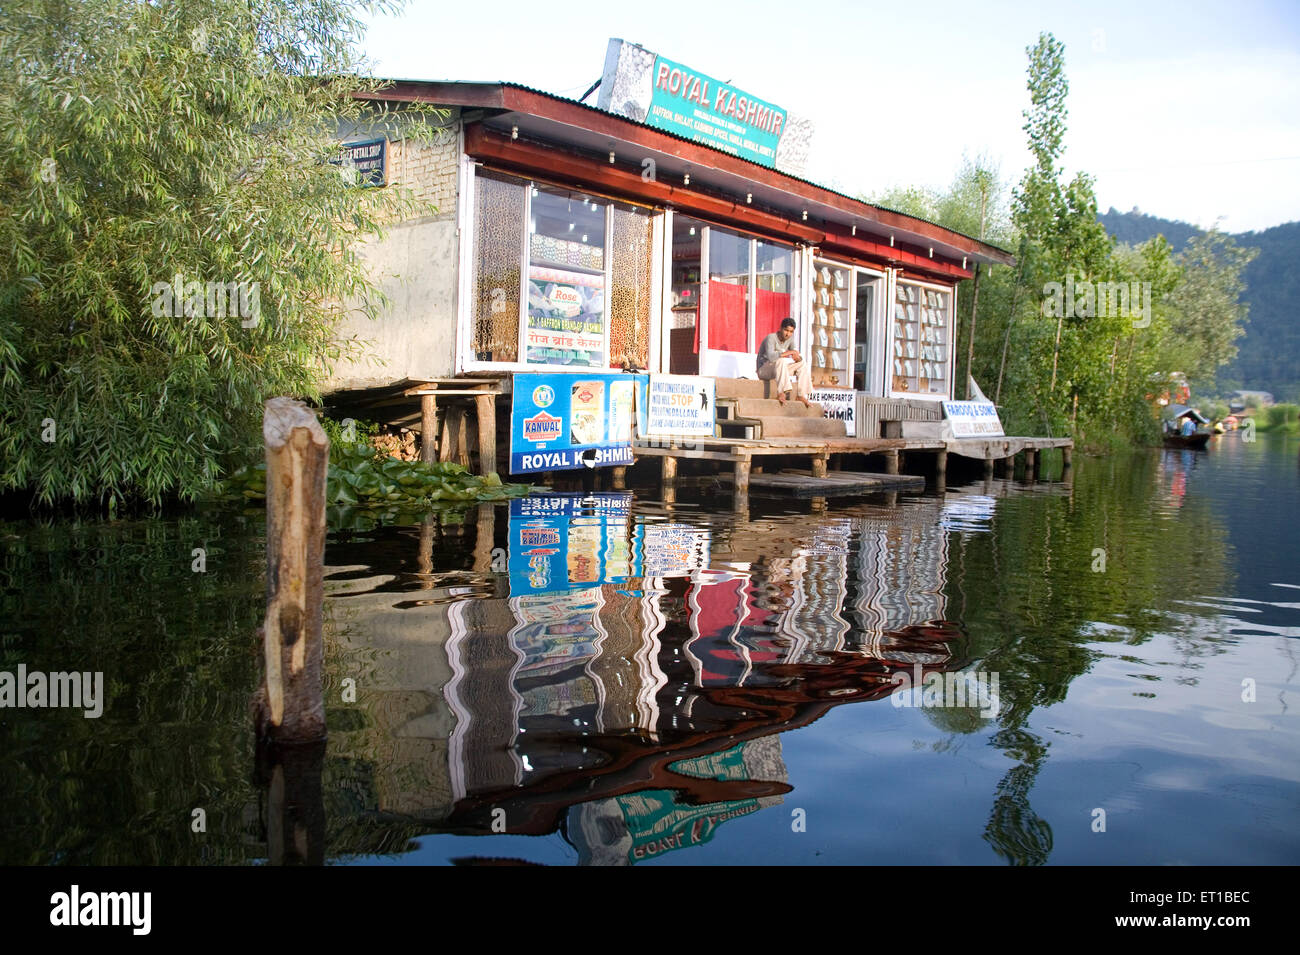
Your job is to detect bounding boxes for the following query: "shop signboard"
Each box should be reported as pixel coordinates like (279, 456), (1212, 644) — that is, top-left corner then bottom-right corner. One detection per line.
(637, 374), (716, 437)
(807, 388), (856, 436)
(943, 400), (1005, 438)
(507, 493), (638, 595)
(644, 54), (785, 168)
(510, 372), (642, 473)
(597, 40), (811, 173)
(524, 265), (605, 367)
(335, 138), (386, 187)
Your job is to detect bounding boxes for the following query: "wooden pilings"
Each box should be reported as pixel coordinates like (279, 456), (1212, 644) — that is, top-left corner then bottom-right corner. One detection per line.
(475, 393), (497, 476)
(421, 394), (437, 464)
(884, 451), (900, 475)
(255, 397), (328, 745)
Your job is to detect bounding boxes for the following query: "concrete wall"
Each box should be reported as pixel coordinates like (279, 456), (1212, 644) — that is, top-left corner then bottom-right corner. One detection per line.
(324, 115), (463, 392)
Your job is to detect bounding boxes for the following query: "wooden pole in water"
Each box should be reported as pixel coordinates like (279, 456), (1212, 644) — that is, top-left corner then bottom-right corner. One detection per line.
(421, 394), (437, 464)
(475, 393), (497, 476)
(256, 398), (328, 743)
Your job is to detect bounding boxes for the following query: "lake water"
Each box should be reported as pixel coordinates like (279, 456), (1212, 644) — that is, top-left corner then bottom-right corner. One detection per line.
(2, 435), (1297, 865)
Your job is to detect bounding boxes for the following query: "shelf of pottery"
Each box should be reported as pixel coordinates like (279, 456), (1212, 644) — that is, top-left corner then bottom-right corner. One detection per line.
(891, 283), (950, 395)
(810, 261), (852, 388)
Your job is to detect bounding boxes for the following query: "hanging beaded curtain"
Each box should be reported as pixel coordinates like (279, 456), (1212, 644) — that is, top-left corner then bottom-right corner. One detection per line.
(471, 172), (525, 362)
(608, 205), (654, 369)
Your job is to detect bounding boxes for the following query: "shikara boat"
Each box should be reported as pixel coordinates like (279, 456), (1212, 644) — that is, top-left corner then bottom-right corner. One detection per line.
(1163, 432), (1211, 450)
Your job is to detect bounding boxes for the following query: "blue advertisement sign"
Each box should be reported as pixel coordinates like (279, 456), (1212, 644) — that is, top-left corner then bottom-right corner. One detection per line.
(647, 55), (785, 168)
(508, 493), (639, 595)
(511, 372), (645, 474)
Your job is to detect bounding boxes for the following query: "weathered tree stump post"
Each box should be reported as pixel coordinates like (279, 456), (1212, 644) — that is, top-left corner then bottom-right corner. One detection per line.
(611, 466), (627, 489)
(1024, 448), (1037, 481)
(935, 449), (948, 476)
(475, 393), (497, 476)
(421, 394), (438, 464)
(884, 450), (900, 475)
(812, 452), (828, 479)
(255, 398), (328, 744)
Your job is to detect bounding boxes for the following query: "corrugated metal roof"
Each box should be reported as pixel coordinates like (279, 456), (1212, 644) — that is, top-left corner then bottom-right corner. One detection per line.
(365, 77), (1014, 262)
(489, 81), (1012, 257)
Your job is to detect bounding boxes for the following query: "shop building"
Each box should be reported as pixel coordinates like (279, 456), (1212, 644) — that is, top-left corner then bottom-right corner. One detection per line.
(325, 41), (1019, 472)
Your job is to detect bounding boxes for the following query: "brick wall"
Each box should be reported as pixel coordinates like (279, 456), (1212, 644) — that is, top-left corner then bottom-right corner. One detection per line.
(384, 116), (461, 220)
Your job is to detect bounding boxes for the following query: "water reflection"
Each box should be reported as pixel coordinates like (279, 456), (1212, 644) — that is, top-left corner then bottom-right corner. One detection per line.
(326, 491), (991, 861)
(4, 438), (1296, 865)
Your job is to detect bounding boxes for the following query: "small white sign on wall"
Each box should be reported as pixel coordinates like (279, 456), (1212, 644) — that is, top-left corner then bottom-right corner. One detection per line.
(643, 374), (716, 436)
(943, 400), (1005, 437)
(808, 388), (856, 436)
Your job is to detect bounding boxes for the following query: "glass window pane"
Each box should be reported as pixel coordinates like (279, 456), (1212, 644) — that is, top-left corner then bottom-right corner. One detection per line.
(755, 240), (792, 346)
(707, 227), (750, 352)
(525, 185), (606, 366)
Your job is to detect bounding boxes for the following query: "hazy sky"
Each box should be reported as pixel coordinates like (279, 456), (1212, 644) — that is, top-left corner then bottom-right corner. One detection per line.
(361, 0), (1300, 234)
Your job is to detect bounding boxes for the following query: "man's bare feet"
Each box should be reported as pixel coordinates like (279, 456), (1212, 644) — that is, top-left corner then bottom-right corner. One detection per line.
(776, 391), (787, 406)
(798, 395), (814, 409)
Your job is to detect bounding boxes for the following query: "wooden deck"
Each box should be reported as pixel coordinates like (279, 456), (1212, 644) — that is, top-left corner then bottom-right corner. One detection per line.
(745, 470), (925, 497)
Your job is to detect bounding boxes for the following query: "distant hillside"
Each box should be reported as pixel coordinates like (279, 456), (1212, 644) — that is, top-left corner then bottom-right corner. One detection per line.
(1098, 208), (1300, 401)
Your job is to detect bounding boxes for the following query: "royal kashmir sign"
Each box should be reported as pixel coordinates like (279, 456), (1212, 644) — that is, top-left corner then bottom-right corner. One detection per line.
(943, 400), (1005, 438)
(510, 372), (639, 474)
(597, 39), (812, 174)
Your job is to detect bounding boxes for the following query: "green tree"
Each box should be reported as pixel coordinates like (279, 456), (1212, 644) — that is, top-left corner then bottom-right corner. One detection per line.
(0, 0), (440, 507)
(1164, 229), (1257, 392)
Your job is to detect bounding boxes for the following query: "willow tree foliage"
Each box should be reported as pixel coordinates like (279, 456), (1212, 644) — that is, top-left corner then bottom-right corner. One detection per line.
(0, 0), (441, 506)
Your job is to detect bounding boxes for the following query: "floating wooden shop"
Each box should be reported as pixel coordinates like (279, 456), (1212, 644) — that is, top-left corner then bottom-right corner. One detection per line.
(324, 39), (1070, 500)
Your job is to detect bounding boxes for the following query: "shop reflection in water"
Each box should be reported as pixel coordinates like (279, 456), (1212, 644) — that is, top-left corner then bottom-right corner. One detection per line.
(325, 490), (998, 862)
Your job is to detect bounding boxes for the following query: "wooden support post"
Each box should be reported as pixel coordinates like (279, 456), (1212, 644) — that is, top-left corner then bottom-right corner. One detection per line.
(662, 454), (678, 484)
(935, 449), (948, 475)
(611, 466), (627, 489)
(983, 457), (995, 478)
(1062, 446), (1073, 468)
(475, 393), (497, 477)
(734, 457), (751, 493)
(421, 394), (437, 464)
(884, 451), (900, 475)
(439, 406), (456, 463)
(1024, 448), (1037, 480)
(812, 453), (828, 479)
(455, 406), (470, 469)
(256, 398), (328, 744)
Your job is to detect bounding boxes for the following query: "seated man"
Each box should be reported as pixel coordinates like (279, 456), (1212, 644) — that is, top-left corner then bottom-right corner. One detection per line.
(757, 317), (813, 407)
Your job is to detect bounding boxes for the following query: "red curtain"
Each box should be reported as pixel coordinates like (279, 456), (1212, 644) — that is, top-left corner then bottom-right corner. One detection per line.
(755, 289), (791, 344)
(703, 280), (747, 352)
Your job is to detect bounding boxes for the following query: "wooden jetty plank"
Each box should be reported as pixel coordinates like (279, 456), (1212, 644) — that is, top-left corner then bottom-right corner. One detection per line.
(744, 470), (925, 497)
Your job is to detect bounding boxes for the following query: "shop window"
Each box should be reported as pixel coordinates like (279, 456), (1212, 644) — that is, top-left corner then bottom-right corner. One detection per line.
(891, 282), (951, 395)
(608, 205), (654, 370)
(471, 172), (525, 362)
(706, 227), (750, 352)
(811, 260), (851, 388)
(755, 241), (792, 345)
(525, 184), (607, 366)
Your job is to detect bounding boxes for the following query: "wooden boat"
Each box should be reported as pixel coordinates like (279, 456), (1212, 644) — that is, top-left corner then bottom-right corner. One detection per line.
(1163, 432), (1211, 450)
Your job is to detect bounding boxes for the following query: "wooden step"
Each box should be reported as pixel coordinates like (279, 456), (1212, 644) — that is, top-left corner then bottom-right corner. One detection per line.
(732, 397), (824, 419)
(713, 377), (771, 400)
(754, 417), (847, 438)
